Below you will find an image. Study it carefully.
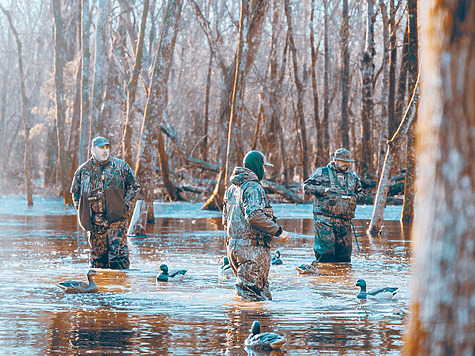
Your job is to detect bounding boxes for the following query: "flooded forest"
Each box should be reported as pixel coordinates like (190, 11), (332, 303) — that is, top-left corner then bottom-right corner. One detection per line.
(0, 0), (473, 355)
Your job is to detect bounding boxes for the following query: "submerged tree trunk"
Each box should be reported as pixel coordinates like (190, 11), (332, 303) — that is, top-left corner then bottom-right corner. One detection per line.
(403, 1), (475, 353)
(132, 0), (183, 232)
(0, 5), (33, 206)
(368, 80), (419, 237)
(401, 0), (418, 223)
(360, 0), (376, 178)
(52, 0), (72, 206)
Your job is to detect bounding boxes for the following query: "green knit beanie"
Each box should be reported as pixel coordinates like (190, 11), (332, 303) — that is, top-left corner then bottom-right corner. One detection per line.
(243, 151), (264, 180)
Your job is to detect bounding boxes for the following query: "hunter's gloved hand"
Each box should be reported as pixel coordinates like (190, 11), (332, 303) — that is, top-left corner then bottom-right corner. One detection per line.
(278, 230), (290, 242)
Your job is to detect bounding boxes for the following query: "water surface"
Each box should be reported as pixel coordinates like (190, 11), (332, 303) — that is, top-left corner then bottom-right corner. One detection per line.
(0, 197), (411, 355)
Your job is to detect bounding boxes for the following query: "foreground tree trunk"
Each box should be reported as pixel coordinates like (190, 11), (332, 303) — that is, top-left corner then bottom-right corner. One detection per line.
(367, 80), (419, 236)
(132, 0), (183, 233)
(0, 5), (33, 206)
(52, 0), (72, 206)
(403, 1), (475, 354)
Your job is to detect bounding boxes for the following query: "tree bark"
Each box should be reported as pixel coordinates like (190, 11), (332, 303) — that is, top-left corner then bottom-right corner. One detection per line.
(321, 0), (330, 167)
(310, 0), (321, 170)
(285, 0), (308, 181)
(403, 1), (475, 353)
(52, 0), (73, 206)
(360, 0), (376, 177)
(340, 0), (350, 149)
(378, 0), (389, 176)
(401, 0), (418, 223)
(0, 5), (33, 206)
(133, 0), (183, 229)
(121, 0), (150, 166)
(89, 0), (108, 137)
(367, 80), (419, 237)
(79, 0), (91, 164)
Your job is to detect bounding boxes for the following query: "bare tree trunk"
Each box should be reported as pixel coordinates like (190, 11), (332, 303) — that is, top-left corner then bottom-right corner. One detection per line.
(321, 0), (330, 167)
(368, 80), (419, 237)
(89, 0), (108, 137)
(360, 0), (376, 178)
(403, 1), (475, 353)
(378, 0), (389, 176)
(79, 0), (91, 164)
(393, 21), (409, 137)
(0, 5), (33, 206)
(285, 0), (308, 181)
(201, 49), (212, 162)
(201, 0), (269, 210)
(340, 0), (350, 148)
(52, 0), (72, 206)
(121, 0), (150, 166)
(133, 0), (183, 232)
(310, 0), (321, 170)
(401, 0), (418, 223)
(67, 1), (83, 186)
(387, 0), (397, 143)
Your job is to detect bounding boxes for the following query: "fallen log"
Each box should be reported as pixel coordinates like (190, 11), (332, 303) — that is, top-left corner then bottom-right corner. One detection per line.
(261, 180), (305, 204)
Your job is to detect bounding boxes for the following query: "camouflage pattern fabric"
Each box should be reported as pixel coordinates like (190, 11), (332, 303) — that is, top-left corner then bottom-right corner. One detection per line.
(71, 156), (139, 269)
(303, 162), (364, 262)
(223, 167), (280, 301)
(88, 219), (130, 269)
(313, 214), (352, 262)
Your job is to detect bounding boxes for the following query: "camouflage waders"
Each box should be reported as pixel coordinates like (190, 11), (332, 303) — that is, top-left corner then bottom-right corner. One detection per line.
(89, 219), (130, 269)
(313, 214), (352, 262)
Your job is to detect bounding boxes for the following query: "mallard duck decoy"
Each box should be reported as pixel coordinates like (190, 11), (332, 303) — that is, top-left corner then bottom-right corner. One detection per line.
(218, 256), (233, 278)
(271, 250), (283, 265)
(244, 321), (286, 350)
(57, 269), (98, 294)
(156, 264), (187, 283)
(356, 279), (398, 299)
(295, 260), (319, 274)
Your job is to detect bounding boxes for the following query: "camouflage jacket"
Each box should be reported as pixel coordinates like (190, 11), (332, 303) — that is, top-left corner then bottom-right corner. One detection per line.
(303, 162), (364, 219)
(223, 167), (281, 245)
(70, 156), (140, 231)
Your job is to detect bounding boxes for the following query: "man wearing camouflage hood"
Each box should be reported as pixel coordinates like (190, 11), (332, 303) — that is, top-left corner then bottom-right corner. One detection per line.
(223, 151), (290, 301)
(303, 148), (364, 263)
(71, 136), (139, 269)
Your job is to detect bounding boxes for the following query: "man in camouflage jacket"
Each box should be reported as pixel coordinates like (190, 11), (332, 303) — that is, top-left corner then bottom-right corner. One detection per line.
(223, 151), (290, 301)
(71, 136), (139, 269)
(303, 148), (364, 263)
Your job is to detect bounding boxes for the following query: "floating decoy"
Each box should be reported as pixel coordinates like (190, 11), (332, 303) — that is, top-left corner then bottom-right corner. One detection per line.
(244, 320), (286, 350)
(156, 264), (187, 283)
(271, 250), (283, 265)
(218, 256), (233, 278)
(295, 260), (319, 274)
(57, 270), (98, 294)
(356, 279), (398, 299)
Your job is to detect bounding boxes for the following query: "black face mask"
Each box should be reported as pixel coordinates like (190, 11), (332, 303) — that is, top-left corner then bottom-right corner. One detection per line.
(244, 151), (264, 180)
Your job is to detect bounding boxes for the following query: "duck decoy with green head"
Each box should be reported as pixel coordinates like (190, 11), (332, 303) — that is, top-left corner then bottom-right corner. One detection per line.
(295, 260), (319, 275)
(271, 250), (283, 265)
(356, 279), (398, 299)
(156, 264), (187, 283)
(244, 321), (286, 350)
(57, 269), (98, 294)
(218, 256), (233, 278)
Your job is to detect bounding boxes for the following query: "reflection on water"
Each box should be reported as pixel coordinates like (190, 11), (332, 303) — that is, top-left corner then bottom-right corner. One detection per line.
(0, 197), (411, 355)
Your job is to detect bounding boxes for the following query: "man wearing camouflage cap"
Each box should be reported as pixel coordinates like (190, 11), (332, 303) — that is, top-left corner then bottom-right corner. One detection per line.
(70, 136), (139, 269)
(303, 148), (364, 263)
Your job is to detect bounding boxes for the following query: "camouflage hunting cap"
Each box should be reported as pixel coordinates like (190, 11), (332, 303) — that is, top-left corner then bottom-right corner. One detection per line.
(330, 148), (354, 162)
(91, 136), (110, 147)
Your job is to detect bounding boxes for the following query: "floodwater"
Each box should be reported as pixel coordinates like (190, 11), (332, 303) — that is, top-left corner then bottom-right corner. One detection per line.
(0, 197), (412, 355)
